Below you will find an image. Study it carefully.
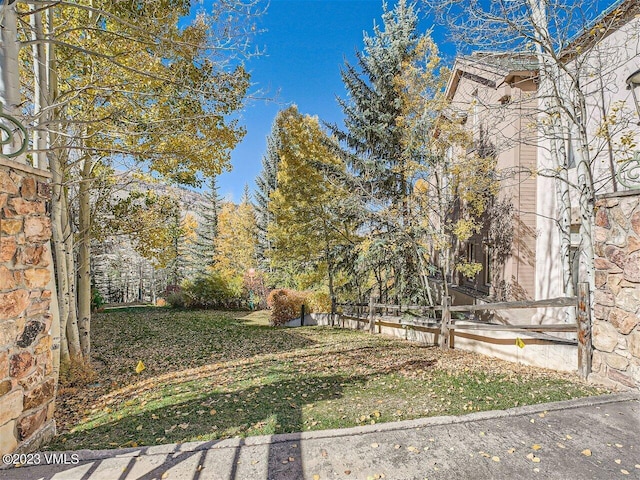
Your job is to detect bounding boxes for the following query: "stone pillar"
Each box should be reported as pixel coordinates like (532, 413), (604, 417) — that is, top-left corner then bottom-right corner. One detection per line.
(0, 158), (56, 455)
(590, 191), (640, 390)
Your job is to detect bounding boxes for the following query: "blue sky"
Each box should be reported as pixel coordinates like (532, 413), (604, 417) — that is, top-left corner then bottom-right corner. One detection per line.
(210, 0), (448, 202)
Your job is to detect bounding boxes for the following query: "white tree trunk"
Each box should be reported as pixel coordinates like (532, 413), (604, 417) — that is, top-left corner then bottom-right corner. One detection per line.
(50, 154), (73, 362)
(77, 157), (93, 357)
(29, 6), (49, 169)
(0, 5), (20, 120)
(62, 189), (81, 359)
(528, 0), (577, 324)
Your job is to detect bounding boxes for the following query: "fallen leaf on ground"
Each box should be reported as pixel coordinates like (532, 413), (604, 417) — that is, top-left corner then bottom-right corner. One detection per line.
(135, 360), (145, 374)
(532, 444), (542, 451)
(581, 449), (592, 456)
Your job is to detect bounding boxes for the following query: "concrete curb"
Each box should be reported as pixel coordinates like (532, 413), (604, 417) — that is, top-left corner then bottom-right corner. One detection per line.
(38, 392), (639, 463)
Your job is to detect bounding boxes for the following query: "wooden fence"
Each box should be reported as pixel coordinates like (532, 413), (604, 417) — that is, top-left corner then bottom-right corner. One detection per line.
(337, 283), (592, 379)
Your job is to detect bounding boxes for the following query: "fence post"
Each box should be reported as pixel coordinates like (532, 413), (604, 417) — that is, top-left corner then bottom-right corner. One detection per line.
(439, 296), (451, 349)
(369, 295), (376, 334)
(577, 282), (592, 380)
(300, 304), (305, 327)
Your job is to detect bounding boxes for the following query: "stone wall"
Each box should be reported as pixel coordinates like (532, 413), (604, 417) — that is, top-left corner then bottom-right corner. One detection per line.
(0, 159), (57, 455)
(591, 191), (640, 390)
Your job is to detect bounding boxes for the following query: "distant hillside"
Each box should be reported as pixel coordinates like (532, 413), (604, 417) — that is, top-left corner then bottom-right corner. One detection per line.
(108, 172), (207, 220)
(92, 174), (209, 305)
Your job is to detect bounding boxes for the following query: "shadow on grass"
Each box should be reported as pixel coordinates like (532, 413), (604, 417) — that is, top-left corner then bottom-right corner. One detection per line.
(52, 373), (368, 451)
(44, 372), (375, 479)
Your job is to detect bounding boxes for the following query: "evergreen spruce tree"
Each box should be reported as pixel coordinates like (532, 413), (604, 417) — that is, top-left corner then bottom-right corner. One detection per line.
(241, 183), (252, 205)
(326, 0), (436, 303)
(190, 177), (222, 278)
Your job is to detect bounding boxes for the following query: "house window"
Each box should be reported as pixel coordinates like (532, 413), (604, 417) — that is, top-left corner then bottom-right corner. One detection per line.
(484, 245), (492, 286)
(467, 243), (475, 263)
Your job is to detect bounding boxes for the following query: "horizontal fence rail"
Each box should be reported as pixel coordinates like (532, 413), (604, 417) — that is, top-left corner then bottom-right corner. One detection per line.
(335, 283), (591, 379)
(368, 296), (577, 312)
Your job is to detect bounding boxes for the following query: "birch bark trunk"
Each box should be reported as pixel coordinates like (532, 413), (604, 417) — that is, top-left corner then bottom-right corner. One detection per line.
(77, 157), (93, 357)
(528, 0), (578, 324)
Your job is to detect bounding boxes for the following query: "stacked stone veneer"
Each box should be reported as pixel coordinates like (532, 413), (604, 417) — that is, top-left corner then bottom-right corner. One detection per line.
(592, 191), (640, 390)
(0, 160), (56, 455)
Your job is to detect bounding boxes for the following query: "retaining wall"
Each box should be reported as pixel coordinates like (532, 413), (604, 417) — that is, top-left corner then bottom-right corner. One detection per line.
(289, 312), (577, 373)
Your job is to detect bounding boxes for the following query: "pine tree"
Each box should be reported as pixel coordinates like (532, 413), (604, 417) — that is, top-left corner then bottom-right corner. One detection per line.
(241, 183), (252, 205)
(326, 0), (435, 303)
(190, 177), (222, 278)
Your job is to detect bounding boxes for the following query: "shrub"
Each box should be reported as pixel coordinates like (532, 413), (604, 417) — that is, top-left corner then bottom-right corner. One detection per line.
(167, 291), (186, 308)
(91, 288), (105, 312)
(182, 272), (240, 309)
(267, 289), (308, 326)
